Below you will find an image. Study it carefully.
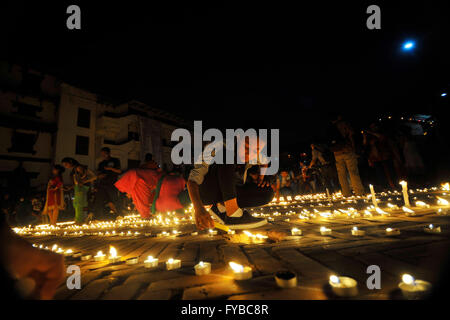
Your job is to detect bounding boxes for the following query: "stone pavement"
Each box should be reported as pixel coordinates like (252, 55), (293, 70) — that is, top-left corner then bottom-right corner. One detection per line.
(18, 189), (450, 300)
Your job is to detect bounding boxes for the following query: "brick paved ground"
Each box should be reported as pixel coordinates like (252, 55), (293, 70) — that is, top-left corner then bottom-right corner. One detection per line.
(18, 189), (450, 300)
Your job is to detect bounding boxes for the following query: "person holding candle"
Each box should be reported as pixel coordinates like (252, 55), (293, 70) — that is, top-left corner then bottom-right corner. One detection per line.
(42, 165), (66, 225)
(0, 209), (65, 299)
(187, 134), (273, 230)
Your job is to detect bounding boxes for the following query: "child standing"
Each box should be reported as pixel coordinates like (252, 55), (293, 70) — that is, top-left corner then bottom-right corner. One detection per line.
(73, 164), (96, 224)
(42, 165), (65, 225)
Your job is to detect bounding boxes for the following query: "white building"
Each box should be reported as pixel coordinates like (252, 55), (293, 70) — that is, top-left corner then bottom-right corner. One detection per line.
(0, 61), (191, 192)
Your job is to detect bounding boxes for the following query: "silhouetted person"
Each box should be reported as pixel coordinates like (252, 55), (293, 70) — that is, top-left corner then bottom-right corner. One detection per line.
(93, 147), (121, 219)
(328, 114), (365, 197)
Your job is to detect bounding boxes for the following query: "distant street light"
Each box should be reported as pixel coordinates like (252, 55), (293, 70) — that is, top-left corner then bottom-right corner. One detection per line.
(402, 41), (415, 51)
(441, 93), (447, 97)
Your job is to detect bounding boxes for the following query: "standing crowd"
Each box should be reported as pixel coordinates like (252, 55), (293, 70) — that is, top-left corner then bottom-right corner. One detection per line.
(272, 114), (430, 199)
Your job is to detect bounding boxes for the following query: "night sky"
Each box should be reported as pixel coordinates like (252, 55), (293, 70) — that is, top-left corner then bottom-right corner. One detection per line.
(3, 1), (450, 151)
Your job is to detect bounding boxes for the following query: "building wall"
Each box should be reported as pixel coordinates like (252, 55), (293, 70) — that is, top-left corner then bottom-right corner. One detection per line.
(0, 63), (60, 190)
(54, 84), (99, 179)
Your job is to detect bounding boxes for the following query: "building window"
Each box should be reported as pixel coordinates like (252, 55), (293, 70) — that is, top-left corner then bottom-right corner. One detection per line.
(8, 131), (38, 154)
(75, 135), (89, 155)
(12, 101), (43, 118)
(77, 108), (91, 128)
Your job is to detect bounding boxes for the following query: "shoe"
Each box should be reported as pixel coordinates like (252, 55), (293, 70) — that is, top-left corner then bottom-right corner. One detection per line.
(223, 210), (267, 230)
(209, 204), (226, 224)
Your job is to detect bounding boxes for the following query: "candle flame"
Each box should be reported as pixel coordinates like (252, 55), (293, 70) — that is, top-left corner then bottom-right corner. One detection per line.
(109, 246), (117, 258)
(95, 250), (104, 257)
(168, 258), (174, 263)
(146, 255), (154, 261)
(402, 206), (415, 213)
(386, 228), (393, 232)
(442, 183), (450, 191)
(353, 226), (358, 231)
(375, 207), (388, 215)
(330, 275), (340, 284)
(429, 224), (434, 229)
(402, 274), (415, 285)
(229, 261), (244, 273)
(437, 197), (449, 206)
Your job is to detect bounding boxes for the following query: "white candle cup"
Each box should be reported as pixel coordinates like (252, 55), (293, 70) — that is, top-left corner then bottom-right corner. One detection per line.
(109, 256), (122, 263)
(320, 227), (332, 236)
(63, 249), (74, 257)
(126, 257), (139, 265)
(81, 255), (92, 261)
(275, 271), (298, 289)
(71, 251), (82, 258)
(94, 252), (106, 262)
(424, 224), (441, 234)
(351, 227), (366, 236)
(291, 228), (302, 236)
(194, 261), (211, 275)
(399, 275), (432, 300)
(229, 262), (252, 280)
(385, 228), (401, 236)
(144, 256), (159, 269)
(329, 275), (358, 297)
(166, 258), (181, 270)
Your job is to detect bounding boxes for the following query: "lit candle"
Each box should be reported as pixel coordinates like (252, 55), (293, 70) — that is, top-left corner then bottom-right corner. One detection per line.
(166, 258), (181, 270)
(94, 250), (106, 262)
(109, 246), (121, 263)
(399, 274), (432, 300)
(63, 249), (73, 257)
(71, 251), (82, 258)
(437, 196), (449, 206)
(369, 184), (378, 208)
(81, 254), (92, 261)
(329, 274), (358, 297)
(208, 229), (218, 236)
(385, 227), (401, 236)
(144, 256), (159, 268)
(291, 227), (302, 236)
(320, 226), (332, 236)
(415, 201), (430, 208)
(402, 206), (415, 216)
(400, 181), (411, 207)
(351, 226), (365, 236)
(229, 262), (252, 280)
(194, 261), (211, 275)
(424, 224), (441, 234)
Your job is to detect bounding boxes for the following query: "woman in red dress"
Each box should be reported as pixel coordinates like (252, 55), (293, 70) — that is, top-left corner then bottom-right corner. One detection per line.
(42, 165), (65, 225)
(115, 168), (189, 218)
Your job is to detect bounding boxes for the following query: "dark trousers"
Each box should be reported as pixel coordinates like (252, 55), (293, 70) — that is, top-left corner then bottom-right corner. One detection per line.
(199, 164), (274, 208)
(93, 183), (119, 218)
